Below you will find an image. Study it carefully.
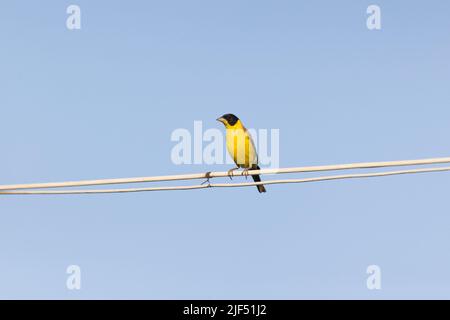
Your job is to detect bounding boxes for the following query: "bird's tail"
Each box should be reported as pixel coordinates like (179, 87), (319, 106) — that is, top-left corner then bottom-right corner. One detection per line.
(251, 165), (266, 193)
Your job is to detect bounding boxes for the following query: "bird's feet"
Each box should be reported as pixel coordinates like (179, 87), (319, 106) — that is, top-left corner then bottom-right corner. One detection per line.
(227, 167), (239, 180)
(242, 168), (250, 180)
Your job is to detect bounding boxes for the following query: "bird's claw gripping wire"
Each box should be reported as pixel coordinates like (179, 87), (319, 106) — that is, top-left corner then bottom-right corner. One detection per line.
(201, 171), (213, 187)
(227, 167), (239, 180)
(243, 168), (250, 180)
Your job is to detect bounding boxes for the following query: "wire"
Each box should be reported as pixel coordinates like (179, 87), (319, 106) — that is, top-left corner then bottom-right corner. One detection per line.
(1, 165), (449, 195)
(0, 157), (450, 192)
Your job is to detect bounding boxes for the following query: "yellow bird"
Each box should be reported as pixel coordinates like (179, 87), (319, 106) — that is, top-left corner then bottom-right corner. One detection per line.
(217, 114), (266, 193)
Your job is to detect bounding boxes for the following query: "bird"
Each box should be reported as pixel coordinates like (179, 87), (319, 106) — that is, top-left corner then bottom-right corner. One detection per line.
(216, 114), (266, 193)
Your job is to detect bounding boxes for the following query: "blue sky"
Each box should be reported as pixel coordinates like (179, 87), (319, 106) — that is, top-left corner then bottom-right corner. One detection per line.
(1, 0), (450, 299)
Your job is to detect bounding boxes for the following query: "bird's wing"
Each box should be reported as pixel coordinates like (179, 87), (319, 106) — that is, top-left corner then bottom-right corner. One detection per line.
(244, 127), (258, 167)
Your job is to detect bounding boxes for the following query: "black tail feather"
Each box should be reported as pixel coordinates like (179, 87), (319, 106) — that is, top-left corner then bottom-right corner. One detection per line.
(251, 165), (266, 193)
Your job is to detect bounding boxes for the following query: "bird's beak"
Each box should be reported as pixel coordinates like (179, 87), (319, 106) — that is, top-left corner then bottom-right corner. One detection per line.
(216, 117), (225, 123)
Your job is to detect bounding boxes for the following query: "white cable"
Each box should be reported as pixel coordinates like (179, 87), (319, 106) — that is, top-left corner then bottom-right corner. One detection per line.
(0, 157), (449, 192)
(1, 166), (448, 195)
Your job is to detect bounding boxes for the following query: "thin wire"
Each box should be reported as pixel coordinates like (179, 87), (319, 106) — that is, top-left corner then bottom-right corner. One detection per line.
(1, 166), (448, 195)
(0, 157), (450, 191)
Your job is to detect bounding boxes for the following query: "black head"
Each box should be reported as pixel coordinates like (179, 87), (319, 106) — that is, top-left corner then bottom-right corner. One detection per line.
(217, 113), (239, 126)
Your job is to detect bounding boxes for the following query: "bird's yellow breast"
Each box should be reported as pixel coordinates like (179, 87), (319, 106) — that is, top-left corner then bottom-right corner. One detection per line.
(225, 120), (257, 168)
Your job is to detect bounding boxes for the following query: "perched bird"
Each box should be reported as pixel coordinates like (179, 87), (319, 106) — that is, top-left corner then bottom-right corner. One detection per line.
(216, 114), (266, 193)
